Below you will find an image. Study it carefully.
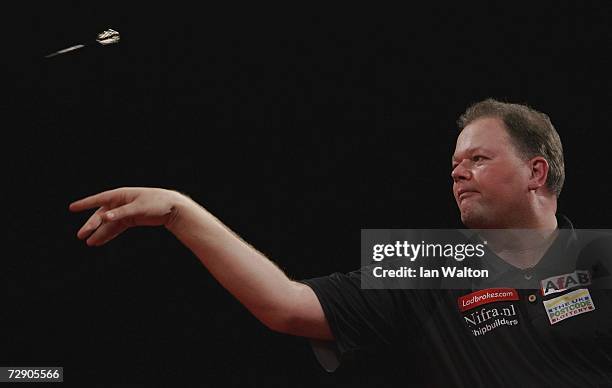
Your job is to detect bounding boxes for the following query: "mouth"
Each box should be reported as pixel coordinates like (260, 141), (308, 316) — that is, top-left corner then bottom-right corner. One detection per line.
(457, 190), (479, 203)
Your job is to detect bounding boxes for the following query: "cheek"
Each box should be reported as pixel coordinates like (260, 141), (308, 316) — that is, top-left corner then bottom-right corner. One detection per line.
(478, 168), (526, 197)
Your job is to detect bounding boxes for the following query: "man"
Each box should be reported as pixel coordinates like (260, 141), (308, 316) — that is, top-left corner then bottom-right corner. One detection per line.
(69, 99), (612, 386)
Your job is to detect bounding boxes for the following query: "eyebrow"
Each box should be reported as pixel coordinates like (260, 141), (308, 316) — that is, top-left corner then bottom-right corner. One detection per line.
(451, 147), (491, 164)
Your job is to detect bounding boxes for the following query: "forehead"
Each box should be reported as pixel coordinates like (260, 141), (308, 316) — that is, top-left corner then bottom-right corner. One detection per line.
(453, 117), (513, 157)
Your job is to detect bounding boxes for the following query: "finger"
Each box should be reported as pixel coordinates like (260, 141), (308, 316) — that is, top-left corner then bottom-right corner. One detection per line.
(86, 220), (128, 247)
(69, 188), (121, 212)
(103, 202), (138, 223)
(77, 207), (107, 240)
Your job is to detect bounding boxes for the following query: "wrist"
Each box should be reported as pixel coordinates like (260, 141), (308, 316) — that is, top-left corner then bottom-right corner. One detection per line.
(164, 190), (192, 232)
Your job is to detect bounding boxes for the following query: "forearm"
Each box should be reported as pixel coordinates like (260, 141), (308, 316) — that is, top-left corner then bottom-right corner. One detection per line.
(164, 192), (300, 331)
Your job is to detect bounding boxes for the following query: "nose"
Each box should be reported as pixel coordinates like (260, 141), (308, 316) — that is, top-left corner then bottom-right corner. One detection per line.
(451, 160), (472, 182)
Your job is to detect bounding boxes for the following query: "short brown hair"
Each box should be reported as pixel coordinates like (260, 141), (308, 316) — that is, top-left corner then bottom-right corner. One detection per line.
(457, 98), (565, 197)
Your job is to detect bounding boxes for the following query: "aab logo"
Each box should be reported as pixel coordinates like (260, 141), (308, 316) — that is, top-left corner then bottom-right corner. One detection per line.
(540, 270), (591, 296)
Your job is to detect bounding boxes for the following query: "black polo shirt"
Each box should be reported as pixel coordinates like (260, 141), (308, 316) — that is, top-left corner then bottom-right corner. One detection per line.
(301, 216), (612, 387)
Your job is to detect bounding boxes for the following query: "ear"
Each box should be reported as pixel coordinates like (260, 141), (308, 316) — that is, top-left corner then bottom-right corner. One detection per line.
(527, 156), (549, 191)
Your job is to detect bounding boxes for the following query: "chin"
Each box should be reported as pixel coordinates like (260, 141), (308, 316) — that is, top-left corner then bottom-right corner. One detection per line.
(461, 215), (478, 229)
(460, 208), (493, 229)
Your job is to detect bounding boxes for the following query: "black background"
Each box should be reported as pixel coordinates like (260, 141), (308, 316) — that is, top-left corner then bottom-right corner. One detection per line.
(3, 2), (611, 386)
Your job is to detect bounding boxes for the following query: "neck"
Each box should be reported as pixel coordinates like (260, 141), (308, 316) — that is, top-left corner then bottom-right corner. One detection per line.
(481, 202), (559, 269)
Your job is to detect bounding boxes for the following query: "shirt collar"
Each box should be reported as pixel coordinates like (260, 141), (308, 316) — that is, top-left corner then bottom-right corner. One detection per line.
(470, 214), (578, 288)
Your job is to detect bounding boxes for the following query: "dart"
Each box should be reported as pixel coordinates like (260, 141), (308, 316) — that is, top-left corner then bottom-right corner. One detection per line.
(45, 28), (120, 58)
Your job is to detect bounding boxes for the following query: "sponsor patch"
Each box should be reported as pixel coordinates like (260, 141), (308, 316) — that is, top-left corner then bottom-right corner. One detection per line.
(543, 288), (595, 325)
(458, 288), (519, 312)
(462, 303), (520, 336)
(540, 270), (591, 296)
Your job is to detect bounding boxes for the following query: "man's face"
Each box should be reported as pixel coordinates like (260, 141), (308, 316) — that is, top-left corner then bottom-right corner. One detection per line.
(452, 117), (532, 228)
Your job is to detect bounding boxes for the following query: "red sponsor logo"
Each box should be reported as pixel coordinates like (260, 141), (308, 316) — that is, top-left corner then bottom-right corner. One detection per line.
(458, 288), (519, 312)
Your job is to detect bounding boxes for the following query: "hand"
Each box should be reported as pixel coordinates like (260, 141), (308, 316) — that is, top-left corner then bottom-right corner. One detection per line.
(69, 187), (181, 246)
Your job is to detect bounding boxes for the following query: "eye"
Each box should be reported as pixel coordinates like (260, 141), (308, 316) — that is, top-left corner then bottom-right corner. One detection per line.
(472, 155), (486, 162)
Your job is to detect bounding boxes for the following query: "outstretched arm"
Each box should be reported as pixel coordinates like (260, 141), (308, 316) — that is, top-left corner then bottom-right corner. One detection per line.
(69, 187), (332, 340)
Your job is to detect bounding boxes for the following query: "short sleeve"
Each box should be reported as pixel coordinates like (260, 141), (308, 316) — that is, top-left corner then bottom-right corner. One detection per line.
(300, 269), (440, 370)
